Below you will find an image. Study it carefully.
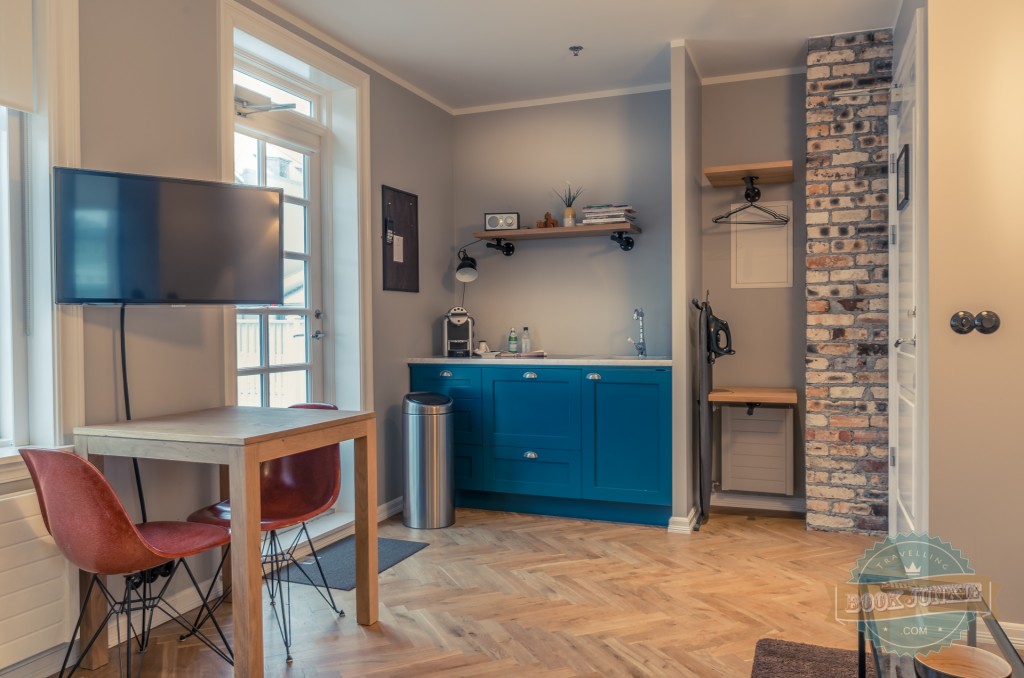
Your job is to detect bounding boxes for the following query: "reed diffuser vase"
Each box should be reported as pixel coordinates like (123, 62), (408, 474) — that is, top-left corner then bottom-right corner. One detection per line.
(554, 182), (584, 227)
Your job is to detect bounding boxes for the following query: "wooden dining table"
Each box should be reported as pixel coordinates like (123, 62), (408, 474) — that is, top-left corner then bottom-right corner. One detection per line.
(72, 406), (378, 677)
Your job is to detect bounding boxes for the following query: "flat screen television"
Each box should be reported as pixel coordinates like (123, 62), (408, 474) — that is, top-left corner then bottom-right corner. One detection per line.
(53, 167), (284, 305)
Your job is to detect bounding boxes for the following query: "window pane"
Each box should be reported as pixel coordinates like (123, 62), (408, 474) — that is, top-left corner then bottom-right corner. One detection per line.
(283, 202), (306, 254)
(234, 70), (312, 117)
(238, 374), (262, 406)
(234, 133), (259, 185)
(236, 314), (261, 368)
(269, 370), (308, 408)
(266, 143), (306, 199)
(268, 314), (306, 366)
(283, 258), (306, 307)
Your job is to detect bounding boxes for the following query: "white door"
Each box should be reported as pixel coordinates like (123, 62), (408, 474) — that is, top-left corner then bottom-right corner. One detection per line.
(888, 10), (928, 536)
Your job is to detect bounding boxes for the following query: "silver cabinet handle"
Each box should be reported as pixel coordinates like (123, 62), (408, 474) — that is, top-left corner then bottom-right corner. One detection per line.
(523, 372), (537, 379)
(439, 370), (453, 377)
(894, 337), (916, 348)
(586, 372), (602, 380)
(523, 451), (538, 459)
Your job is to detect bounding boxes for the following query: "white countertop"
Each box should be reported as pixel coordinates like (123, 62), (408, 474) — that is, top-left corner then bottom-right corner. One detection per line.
(409, 356), (672, 367)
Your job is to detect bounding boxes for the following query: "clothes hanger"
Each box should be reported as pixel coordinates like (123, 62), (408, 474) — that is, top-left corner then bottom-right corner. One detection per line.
(711, 175), (790, 225)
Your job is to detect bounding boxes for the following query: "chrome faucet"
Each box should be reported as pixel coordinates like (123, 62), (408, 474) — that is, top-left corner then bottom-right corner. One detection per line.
(628, 307), (647, 358)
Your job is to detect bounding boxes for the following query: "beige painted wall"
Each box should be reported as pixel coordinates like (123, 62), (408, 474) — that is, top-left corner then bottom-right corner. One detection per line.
(927, 0), (1024, 620)
(452, 92), (671, 357)
(700, 75), (807, 497)
(78, 0), (227, 585)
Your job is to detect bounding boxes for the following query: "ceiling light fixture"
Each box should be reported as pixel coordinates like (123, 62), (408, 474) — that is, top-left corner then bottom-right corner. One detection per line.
(569, 45), (583, 57)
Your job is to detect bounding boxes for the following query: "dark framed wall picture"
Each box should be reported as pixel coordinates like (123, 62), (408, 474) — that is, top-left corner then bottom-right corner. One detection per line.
(896, 143), (910, 210)
(381, 185), (419, 292)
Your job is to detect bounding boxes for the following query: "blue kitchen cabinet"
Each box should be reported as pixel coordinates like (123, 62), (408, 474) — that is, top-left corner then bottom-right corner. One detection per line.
(454, 444), (485, 491)
(581, 368), (671, 505)
(410, 362), (672, 525)
(409, 365), (484, 489)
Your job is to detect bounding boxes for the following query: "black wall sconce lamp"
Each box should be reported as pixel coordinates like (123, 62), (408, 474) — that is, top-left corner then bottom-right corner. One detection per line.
(454, 238), (515, 283)
(455, 250), (478, 283)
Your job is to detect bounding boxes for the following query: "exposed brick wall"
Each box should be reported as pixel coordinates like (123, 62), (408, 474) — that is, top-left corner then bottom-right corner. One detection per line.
(804, 30), (892, 532)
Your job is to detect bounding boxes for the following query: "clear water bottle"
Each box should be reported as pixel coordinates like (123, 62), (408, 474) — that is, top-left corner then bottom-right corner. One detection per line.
(521, 326), (531, 354)
(507, 327), (519, 353)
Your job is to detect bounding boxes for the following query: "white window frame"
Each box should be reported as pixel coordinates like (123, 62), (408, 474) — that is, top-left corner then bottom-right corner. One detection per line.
(0, 0), (83, 473)
(0, 108), (27, 451)
(233, 111), (325, 405)
(218, 0), (374, 414)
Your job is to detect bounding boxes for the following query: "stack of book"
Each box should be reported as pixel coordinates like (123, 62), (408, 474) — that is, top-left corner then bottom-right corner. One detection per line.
(580, 204), (637, 226)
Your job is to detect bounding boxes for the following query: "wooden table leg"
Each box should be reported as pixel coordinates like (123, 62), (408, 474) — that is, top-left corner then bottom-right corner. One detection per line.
(218, 464), (233, 598)
(354, 420), (379, 625)
(228, 449), (264, 677)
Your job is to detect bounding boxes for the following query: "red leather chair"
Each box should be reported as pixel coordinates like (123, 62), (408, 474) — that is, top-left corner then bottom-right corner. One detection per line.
(19, 447), (232, 677)
(187, 402), (344, 662)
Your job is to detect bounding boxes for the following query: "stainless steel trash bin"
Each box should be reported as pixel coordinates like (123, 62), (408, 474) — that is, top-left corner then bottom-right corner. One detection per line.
(403, 392), (454, 529)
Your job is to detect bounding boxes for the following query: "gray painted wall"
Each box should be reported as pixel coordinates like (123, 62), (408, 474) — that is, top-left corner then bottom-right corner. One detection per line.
(78, 0), (227, 586)
(78, 0), (458, 514)
(368, 76), (454, 503)
(701, 75), (805, 390)
(239, 8), (457, 505)
(452, 92), (671, 358)
(700, 74), (807, 497)
(669, 44), (703, 524)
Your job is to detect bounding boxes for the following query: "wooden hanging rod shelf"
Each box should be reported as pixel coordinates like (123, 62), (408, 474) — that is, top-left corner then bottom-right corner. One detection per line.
(472, 222), (641, 242)
(703, 160), (794, 188)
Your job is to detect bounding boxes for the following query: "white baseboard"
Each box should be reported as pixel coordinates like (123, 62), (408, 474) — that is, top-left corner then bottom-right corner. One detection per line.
(0, 645), (70, 678)
(292, 495), (404, 561)
(2, 497), (407, 677)
(667, 506), (698, 534)
(106, 573), (222, 649)
(104, 496), (406, 648)
(977, 620), (1024, 651)
(711, 491), (806, 513)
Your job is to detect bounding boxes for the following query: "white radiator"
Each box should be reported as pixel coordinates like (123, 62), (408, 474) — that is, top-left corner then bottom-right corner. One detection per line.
(0, 489), (70, 669)
(721, 407), (794, 496)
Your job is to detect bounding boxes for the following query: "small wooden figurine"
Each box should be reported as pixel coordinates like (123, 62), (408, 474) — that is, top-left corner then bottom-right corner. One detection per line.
(535, 211), (558, 229)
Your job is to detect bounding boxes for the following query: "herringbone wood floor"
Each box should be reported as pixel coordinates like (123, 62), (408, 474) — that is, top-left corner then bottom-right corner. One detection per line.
(63, 509), (877, 677)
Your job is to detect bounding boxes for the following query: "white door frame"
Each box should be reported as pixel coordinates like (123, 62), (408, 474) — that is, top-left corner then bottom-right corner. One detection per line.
(888, 7), (929, 536)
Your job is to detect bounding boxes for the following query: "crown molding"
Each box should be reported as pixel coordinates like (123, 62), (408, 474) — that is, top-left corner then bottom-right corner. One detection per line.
(702, 66), (805, 86)
(452, 82), (670, 116)
(242, 0), (453, 114)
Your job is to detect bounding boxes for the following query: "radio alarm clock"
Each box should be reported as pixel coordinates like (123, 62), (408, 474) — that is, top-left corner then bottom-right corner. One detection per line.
(484, 212), (519, 231)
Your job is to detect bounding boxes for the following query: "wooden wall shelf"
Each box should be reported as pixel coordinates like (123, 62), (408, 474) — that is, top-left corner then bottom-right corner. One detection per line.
(472, 222), (641, 242)
(708, 386), (798, 405)
(703, 160), (793, 188)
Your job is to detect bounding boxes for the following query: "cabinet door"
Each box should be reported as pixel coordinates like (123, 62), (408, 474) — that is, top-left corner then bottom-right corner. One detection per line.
(482, 367), (581, 450)
(454, 444), (486, 491)
(488, 446), (581, 499)
(450, 398), (482, 445)
(409, 365), (481, 400)
(581, 368), (671, 505)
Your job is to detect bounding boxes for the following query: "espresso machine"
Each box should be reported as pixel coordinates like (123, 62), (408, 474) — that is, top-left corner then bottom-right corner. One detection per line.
(443, 306), (475, 357)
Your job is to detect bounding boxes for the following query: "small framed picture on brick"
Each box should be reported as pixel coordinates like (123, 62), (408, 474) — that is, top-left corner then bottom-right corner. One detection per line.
(896, 143), (910, 210)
